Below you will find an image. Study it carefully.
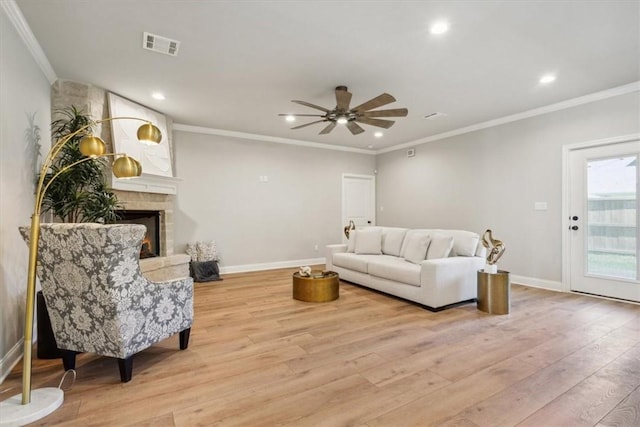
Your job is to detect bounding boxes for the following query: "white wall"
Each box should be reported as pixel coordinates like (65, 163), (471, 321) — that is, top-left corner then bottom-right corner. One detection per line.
(0, 7), (51, 378)
(376, 92), (640, 286)
(174, 131), (376, 270)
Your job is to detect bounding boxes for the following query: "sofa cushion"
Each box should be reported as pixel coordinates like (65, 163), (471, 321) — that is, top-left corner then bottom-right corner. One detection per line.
(426, 233), (454, 259)
(381, 227), (408, 257)
(403, 233), (431, 264)
(368, 256), (421, 287)
(445, 230), (480, 257)
(355, 228), (382, 255)
(332, 252), (370, 273)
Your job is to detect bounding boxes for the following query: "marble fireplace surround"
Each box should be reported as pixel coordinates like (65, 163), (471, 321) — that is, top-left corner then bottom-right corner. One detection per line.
(52, 80), (189, 282)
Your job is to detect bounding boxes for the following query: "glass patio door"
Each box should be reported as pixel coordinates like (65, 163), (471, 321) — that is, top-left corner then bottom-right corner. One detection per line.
(569, 139), (640, 302)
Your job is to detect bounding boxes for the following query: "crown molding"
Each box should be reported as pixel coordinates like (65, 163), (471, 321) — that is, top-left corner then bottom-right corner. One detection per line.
(173, 124), (376, 155)
(2, 0), (57, 84)
(377, 81), (640, 154)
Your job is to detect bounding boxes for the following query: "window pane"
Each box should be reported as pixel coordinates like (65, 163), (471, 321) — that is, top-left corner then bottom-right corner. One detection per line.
(587, 156), (637, 279)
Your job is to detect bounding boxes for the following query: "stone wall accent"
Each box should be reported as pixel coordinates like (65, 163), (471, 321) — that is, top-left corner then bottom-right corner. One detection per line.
(51, 79), (179, 260)
(140, 254), (190, 282)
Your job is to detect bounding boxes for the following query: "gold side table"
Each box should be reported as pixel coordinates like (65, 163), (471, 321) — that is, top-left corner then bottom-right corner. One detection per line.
(477, 270), (510, 314)
(292, 271), (339, 302)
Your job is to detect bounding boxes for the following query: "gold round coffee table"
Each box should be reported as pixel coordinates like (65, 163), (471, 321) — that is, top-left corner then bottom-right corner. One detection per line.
(292, 271), (339, 302)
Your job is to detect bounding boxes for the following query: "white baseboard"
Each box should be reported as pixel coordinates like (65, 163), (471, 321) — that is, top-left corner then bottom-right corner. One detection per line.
(510, 274), (564, 292)
(219, 257), (326, 275)
(0, 339), (23, 384)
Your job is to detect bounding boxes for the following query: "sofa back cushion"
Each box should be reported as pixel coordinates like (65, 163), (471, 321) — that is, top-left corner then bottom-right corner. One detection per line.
(426, 233), (454, 259)
(354, 227), (383, 255)
(381, 227), (408, 257)
(403, 233), (431, 264)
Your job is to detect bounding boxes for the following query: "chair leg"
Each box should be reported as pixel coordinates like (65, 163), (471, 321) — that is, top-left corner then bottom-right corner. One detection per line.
(61, 350), (77, 371)
(179, 328), (191, 350)
(118, 357), (133, 383)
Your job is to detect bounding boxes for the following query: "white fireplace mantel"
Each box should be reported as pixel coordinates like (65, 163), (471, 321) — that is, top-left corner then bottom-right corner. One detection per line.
(111, 173), (182, 195)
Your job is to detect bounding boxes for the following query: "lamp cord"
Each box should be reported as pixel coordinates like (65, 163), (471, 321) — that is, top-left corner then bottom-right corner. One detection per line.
(58, 369), (76, 391)
(0, 369), (76, 395)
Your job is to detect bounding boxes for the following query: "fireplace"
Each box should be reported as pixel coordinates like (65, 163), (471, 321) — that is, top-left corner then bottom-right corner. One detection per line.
(115, 210), (161, 258)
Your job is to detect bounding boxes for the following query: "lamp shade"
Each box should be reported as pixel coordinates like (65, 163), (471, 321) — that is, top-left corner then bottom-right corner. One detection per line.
(112, 156), (142, 178)
(132, 158), (142, 176)
(136, 123), (162, 145)
(79, 135), (107, 157)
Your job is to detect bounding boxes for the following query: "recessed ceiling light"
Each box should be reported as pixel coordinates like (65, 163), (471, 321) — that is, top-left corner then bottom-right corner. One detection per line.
(430, 21), (449, 35)
(151, 92), (165, 100)
(374, 132), (383, 138)
(539, 74), (556, 84)
(285, 115), (296, 122)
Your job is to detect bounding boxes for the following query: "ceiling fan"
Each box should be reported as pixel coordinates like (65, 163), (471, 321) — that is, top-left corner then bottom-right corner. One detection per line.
(279, 86), (408, 135)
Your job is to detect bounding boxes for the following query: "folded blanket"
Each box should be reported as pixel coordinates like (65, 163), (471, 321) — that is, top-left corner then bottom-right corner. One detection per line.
(189, 260), (223, 282)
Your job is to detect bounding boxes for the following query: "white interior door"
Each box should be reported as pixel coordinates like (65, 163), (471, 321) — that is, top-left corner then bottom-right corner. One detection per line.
(568, 139), (640, 302)
(342, 174), (375, 241)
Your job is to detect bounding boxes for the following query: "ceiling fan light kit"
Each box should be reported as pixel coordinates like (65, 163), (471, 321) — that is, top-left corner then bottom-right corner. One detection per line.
(279, 85), (408, 135)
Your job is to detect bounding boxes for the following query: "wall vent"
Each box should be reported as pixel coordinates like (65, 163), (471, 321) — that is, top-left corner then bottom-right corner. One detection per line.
(143, 32), (180, 56)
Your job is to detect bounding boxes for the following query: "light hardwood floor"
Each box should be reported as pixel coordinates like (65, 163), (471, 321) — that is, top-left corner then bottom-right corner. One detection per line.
(2, 267), (639, 426)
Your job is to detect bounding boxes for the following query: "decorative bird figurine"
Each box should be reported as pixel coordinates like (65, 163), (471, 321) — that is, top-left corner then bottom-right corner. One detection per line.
(481, 229), (505, 265)
(344, 220), (355, 239)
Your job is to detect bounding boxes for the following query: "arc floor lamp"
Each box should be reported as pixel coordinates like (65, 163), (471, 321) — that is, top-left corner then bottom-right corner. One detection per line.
(0, 116), (162, 427)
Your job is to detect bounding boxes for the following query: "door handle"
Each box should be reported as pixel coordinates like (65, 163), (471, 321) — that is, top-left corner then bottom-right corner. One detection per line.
(570, 225), (579, 230)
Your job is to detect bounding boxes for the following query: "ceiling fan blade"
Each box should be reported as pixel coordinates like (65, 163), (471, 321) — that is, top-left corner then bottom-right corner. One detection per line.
(355, 117), (396, 129)
(346, 121), (365, 135)
(278, 113), (324, 117)
(291, 120), (327, 130)
(335, 88), (352, 111)
(291, 100), (330, 112)
(319, 122), (337, 135)
(359, 108), (408, 118)
(351, 93), (396, 112)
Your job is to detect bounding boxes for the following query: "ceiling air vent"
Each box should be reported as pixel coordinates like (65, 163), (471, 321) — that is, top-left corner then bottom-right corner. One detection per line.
(424, 112), (447, 120)
(143, 32), (180, 56)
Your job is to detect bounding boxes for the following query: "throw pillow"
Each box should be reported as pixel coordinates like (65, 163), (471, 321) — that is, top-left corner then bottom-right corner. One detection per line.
(426, 233), (454, 260)
(186, 243), (197, 262)
(354, 228), (382, 255)
(382, 228), (408, 256)
(449, 231), (480, 256)
(403, 234), (431, 264)
(347, 230), (357, 253)
(196, 241), (218, 262)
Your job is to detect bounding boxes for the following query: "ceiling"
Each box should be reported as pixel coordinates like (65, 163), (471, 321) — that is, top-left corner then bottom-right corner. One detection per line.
(14, 0), (640, 151)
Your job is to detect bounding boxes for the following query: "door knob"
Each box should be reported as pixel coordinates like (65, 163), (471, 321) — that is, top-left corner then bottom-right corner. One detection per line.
(570, 225), (579, 230)
(571, 216), (579, 221)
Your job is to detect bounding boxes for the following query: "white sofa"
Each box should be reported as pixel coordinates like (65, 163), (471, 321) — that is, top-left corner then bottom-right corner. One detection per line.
(326, 227), (486, 311)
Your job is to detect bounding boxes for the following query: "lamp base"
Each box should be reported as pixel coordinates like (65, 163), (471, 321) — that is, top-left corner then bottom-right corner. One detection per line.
(0, 387), (63, 427)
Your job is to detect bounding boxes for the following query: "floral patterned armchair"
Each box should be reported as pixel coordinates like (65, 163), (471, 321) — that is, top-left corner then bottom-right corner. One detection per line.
(20, 223), (194, 382)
